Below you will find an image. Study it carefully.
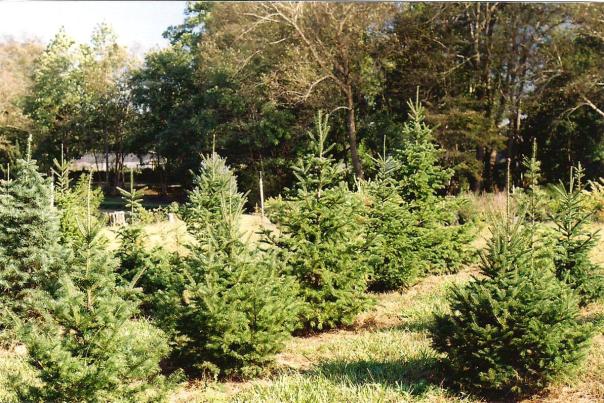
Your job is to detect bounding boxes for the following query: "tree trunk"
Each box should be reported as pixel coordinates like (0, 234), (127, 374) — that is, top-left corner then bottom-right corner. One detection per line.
(345, 88), (363, 179)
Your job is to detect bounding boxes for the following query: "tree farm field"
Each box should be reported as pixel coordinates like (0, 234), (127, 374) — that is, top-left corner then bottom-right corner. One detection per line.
(159, 220), (604, 402)
(70, 218), (604, 401)
(6, 3), (604, 401)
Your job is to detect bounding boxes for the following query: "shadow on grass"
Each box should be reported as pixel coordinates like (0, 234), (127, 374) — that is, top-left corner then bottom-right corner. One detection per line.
(313, 356), (443, 396)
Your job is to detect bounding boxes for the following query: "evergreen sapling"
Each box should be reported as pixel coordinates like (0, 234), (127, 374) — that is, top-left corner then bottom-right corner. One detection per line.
(0, 139), (66, 326)
(551, 164), (604, 305)
(431, 162), (592, 397)
(16, 176), (173, 401)
(267, 111), (371, 330)
(178, 152), (301, 377)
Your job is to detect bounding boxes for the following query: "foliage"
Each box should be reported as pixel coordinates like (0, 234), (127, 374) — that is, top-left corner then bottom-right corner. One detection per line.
(183, 152), (244, 239)
(395, 100), (476, 274)
(0, 152), (66, 325)
(15, 179), (173, 401)
(432, 203), (592, 396)
(551, 165), (604, 305)
(52, 157), (104, 245)
(117, 168), (148, 224)
(267, 112), (371, 330)
(115, 225), (184, 337)
(152, 152), (302, 378)
(361, 153), (424, 291)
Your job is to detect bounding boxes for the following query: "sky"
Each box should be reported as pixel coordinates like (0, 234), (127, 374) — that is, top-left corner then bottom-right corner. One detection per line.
(0, 1), (188, 53)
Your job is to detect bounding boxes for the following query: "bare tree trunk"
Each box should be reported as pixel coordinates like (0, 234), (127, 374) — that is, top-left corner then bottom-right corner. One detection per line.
(345, 88), (363, 179)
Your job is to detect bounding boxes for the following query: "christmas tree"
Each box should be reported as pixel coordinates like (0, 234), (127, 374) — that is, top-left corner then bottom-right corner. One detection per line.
(361, 150), (424, 291)
(52, 151), (104, 245)
(267, 111), (371, 330)
(394, 100), (475, 274)
(183, 151), (244, 240)
(16, 176), (173, 401)
(0, 139), (66, 325)
(432, 166), (592, 397)
(175, 152), (300, 377)
(551, 164), (604, 305)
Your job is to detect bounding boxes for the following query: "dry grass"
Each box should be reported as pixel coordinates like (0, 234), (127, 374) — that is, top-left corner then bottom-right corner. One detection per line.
(102, 213), (276, 252)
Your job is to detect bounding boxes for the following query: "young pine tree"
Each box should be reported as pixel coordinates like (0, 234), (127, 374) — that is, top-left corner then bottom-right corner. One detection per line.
(0, 144), (66, 325)
(551, 164), (604, 305)
(178, 152), (300, 378)
(432, 166), (592, 397)
(16, 177), (173, 402)
(183, 152), (244, 240)
(361, 149), (425, 291)
(394, 100), (475, 274)
(115, 184), (183, 338)
(117, 167), (149, 224)
(267, 111), (371, 330)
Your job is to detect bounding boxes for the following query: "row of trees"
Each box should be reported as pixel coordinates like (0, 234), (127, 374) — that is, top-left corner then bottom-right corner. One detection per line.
(4, 3), (604, 198)
(0, 107), (474, 400)
(3, 106), (603, 400)
(433, 153), (604, 397)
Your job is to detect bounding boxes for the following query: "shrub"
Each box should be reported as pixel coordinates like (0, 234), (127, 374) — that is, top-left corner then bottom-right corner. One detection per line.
(267, 112), (371, 330)
(175, 152), (301, 377)
(432, 206), (592, 397)
(15, 180), (173, 401)
(551, 165), (604, 305)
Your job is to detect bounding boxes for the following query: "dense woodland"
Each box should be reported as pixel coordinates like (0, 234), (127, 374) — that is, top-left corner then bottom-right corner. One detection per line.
(3, 2), (604, 401)
(3, 3), (604, 201)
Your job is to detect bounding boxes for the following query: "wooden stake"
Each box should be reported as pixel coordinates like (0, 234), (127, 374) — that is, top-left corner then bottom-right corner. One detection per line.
(259, 170), (265, 219)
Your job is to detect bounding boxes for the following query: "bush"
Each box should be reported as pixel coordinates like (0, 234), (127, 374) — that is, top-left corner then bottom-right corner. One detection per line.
(432, 210), (592, 397)
(176, 152), (301, 377)
(267, 112), (371, 330)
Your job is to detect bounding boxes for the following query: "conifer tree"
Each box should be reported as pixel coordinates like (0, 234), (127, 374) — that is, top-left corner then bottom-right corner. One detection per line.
(432, 166), (592, 397)
(117, 168), (148, 224)
(267, 111), (370, 330)
(362, 149), (424, 291)
(175, 152), (300, 377)
(551, 164), (604, 305)
(394, 100), (475, 273)
(0, 138), (65, 324)
(16, 177), (173, 401)
(183, 152), (244, 240)
(52, 152), (104, 245)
